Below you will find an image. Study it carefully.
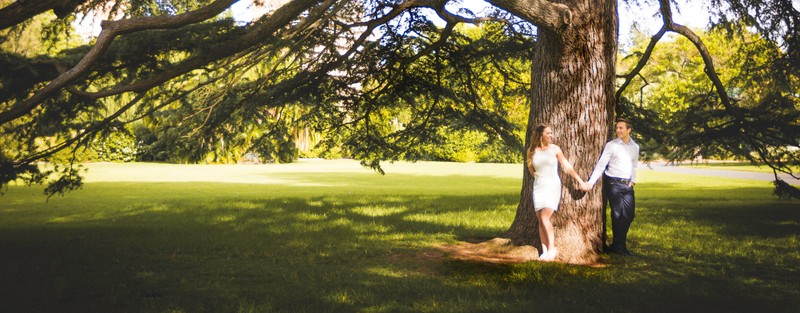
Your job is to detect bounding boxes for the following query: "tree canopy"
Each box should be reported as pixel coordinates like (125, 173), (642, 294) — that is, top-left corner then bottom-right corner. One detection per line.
(0, 0), (798, 198)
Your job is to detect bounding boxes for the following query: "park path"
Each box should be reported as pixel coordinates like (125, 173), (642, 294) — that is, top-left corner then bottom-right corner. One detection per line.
(641, 161), (797, 183)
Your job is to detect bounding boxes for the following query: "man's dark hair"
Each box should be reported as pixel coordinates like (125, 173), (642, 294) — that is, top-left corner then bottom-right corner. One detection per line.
(615, 117), (633, 130)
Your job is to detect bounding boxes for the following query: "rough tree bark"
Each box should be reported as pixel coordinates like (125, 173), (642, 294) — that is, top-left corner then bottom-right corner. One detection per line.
(504, 0), (618, 264)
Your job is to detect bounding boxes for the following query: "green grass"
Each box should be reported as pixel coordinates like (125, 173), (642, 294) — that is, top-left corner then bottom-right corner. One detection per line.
(678, 160), (800, 174)
(0, 159), (798, 313)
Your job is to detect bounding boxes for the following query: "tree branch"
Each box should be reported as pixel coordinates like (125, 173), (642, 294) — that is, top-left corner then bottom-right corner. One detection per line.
(617, 0), (735, 109)
(670, 24), (736, 108)
(615, 27), (667, 101)
(0, 0), (241, 126)
(17, 91), (147, 165)
(657, 0), (734, 111)
(349, 0), (437, 28)
(92, 0), (334, 99)
(429, 1), (505, 25)
(0, 0), (87, 30)
(484, 0), (572, 31)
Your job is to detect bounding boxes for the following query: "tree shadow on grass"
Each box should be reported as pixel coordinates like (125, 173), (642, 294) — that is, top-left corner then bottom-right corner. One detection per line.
(621, 184), (800, 313)
(0, 183), (521, 312)
(637, 180), (800, 238)
(0, 181), (798, 312)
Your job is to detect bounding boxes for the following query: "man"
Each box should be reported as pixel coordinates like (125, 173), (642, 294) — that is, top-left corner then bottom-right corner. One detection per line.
(581, 118), (640, 256)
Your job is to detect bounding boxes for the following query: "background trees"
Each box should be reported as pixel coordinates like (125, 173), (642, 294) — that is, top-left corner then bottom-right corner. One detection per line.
(616, 4), (800, 198)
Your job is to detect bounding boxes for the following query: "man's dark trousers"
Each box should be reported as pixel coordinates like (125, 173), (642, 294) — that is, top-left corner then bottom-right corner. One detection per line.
(604, 175), (635, 253)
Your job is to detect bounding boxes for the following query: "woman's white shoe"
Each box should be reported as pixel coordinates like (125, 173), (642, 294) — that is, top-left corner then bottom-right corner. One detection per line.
(545, 247), (558, 261)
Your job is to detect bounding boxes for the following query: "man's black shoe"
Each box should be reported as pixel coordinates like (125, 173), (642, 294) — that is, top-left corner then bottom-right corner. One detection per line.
(621, 250), (635, 256)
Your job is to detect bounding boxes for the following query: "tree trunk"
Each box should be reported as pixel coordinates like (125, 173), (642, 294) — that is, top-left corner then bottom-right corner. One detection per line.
(506, 0), (617, 264)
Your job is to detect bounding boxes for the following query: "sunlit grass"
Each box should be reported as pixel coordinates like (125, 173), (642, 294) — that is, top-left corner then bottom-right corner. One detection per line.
(678, 160), (800, 174)
(0, 159), (798, 312)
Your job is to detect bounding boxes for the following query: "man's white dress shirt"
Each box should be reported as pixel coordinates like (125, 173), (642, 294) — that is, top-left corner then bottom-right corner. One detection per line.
(587, 138), (640, 187)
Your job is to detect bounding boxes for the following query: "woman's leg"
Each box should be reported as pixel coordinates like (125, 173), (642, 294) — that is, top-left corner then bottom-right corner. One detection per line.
(536, 208), (556, 260)
(536, 210), (548, 258)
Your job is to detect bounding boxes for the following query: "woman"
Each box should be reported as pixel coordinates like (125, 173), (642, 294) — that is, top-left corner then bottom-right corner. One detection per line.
(526, 124), (587, 261)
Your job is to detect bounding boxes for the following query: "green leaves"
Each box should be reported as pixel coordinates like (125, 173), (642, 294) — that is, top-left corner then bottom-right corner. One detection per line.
(618, 21), (799, 197)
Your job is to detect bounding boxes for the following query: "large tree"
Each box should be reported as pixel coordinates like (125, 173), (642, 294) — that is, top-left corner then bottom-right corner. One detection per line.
(1, 0), (797, 262)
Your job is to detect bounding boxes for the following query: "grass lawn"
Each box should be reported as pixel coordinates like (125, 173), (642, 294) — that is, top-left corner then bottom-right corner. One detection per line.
(0, 159), (798, 313)
(676, 160), (799, 174)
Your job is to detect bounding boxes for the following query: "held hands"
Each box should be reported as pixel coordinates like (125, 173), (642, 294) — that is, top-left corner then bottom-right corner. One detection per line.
(578, 181), (592, 192)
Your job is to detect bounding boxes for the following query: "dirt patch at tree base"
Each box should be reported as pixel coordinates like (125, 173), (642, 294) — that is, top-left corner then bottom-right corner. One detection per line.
(436, 237), (539, 264)
(429, 237), (606, 267)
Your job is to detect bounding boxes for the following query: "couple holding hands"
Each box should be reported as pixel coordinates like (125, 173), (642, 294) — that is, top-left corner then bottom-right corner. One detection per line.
(527, 118), (639, 261)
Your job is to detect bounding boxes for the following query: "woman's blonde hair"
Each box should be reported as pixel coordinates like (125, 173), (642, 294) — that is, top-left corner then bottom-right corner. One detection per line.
(526, 124), (549, 173)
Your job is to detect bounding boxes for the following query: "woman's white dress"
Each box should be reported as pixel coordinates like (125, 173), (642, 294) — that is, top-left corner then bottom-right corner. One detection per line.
(531, 147), (561, 211)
